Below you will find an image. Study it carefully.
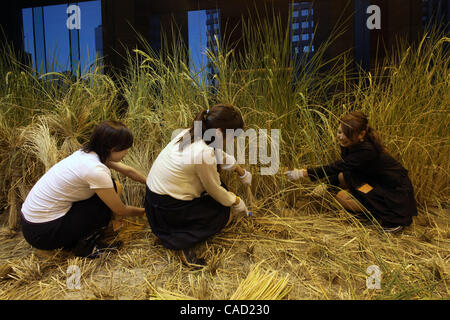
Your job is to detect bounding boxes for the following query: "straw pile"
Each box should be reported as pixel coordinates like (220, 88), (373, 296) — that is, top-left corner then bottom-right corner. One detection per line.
(0, 12), (448, 300)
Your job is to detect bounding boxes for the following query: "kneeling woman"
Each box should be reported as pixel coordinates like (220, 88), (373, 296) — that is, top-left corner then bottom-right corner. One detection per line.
(21, 121), (146, 257)
(286, 111), (417, 233)
(145, 104), (251, 266)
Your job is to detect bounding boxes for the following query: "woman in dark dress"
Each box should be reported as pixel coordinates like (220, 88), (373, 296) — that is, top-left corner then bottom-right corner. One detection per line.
(286, 111), (418, 232)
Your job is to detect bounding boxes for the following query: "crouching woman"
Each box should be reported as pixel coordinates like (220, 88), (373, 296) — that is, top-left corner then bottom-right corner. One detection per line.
(21, 121), (146, 257)
(145, 104), (250, 266)
(286, 111), (418, 233)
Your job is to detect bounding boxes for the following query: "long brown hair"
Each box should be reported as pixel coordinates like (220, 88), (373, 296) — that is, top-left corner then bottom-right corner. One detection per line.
(177, 104), (244, 150)
(340, 111), (385, 153)
(82, 120), (133, 163)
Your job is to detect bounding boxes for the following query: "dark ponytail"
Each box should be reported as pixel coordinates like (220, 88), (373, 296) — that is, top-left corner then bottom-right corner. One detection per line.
(340, 111), (385, 153)
(177, 104), (244, 150)
(365, 125), (385, 154)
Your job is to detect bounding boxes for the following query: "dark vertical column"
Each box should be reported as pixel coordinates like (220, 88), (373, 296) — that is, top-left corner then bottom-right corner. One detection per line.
(149, 14), (161, 54)
(0, 3), (24, 56)
(32, 6), (47, 74)
(101, 0), (137, 75)
(68, 7), (80, 75)
(354, 0), (371, 71)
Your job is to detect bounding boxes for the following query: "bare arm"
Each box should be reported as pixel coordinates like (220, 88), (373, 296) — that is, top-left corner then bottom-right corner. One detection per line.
(106, 160), (146, 184)
(95, 188), (145, 216)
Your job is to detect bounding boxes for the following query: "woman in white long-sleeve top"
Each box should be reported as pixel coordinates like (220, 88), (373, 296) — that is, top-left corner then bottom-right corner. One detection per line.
(145, 104), (251, 266)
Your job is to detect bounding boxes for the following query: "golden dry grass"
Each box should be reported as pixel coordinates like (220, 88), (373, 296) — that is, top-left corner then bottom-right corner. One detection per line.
(0, 14), (448, 300)
(0, 190), (448, 300)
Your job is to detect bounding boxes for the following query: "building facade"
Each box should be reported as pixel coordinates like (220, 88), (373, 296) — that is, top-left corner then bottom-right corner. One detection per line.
(1, 0), (448, 77)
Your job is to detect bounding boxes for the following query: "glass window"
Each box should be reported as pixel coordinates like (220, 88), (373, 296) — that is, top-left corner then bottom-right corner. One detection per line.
(189, 9), (220, 86)
(78, 0), (103, 74)
(291, 2), (314, 59)
(188, 10), (208, 83)
(43, 3), (71, 73)
(21, 8), (35, 68)
(21, 1), (102, 75)
(32, 7), (47, 74)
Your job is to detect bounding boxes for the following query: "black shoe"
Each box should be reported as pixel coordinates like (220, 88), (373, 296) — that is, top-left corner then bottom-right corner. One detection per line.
(179, 248), (206, 267)
(86, 240), (123, 259)
(72, 229), (103, 258)
(382, 225), (404, 234)
(72, 228), (121, 259)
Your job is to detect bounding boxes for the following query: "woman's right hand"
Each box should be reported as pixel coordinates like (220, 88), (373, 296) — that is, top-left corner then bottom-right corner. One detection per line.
(95, 188), (145, 217)
(285, 168), (308, 181)
(231, 196), (249, 216)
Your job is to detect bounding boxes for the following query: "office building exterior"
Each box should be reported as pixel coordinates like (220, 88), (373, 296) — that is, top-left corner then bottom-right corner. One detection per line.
(1, 0), (448, 77)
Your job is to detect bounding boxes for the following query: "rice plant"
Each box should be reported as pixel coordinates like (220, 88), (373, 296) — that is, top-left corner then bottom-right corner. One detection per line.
(0, 10), (448, 300)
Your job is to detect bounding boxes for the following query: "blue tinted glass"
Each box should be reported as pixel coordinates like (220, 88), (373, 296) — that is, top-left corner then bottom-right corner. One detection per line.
(69, 26), (80, 75)
(22, 8), (35, 68)
(32, 7), (47, 73)
(188, 10), (208, 84)
(43, 3), (71, 73)
(78, 0), (102, 74)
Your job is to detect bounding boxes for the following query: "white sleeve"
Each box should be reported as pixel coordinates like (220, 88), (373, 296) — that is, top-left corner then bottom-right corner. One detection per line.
(84, 165), (114, 189)
(216, 149), (237, 171)
(195, 149), (237, 207)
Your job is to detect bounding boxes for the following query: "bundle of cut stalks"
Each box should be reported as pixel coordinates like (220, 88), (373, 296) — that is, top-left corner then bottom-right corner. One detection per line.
(109, 217), (147, 243)
(230, 262), (291, 300)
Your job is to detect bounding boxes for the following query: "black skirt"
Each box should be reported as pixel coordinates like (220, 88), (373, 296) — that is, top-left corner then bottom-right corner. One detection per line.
(144, 186), (231, 250)
(349, 172), (418, 227)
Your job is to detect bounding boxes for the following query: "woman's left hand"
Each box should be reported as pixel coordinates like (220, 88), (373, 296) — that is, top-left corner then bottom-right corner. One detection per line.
(239, 170), (252, 186)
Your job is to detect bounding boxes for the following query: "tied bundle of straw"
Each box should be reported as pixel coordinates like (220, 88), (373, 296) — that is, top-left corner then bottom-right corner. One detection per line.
(110, 217), (147, 243)
(230, 263), (291, 300)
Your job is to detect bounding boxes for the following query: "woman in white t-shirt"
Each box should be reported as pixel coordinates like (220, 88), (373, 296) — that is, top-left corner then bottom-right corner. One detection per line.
(21, 120), (146, 258)
(145, 104), (252, 266)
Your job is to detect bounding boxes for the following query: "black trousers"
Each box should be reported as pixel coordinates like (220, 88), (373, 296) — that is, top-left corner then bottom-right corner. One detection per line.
(21, 184), (116, 251)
